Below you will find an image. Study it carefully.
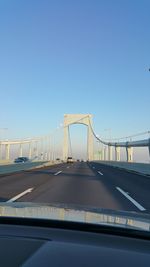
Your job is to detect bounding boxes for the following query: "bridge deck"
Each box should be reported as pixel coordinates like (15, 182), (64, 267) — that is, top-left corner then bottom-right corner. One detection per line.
(0, 162), (149, 213)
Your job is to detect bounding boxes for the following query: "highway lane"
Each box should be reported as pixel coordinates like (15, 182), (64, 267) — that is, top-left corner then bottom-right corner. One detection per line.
(0, 163), (67, 202)
(91, 162), (150, 211)
(0, 161), (150, 213)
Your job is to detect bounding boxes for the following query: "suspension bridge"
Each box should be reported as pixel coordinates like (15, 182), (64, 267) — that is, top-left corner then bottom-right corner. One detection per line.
(0, 114), (150, 213)
(0, 114), (150, 163)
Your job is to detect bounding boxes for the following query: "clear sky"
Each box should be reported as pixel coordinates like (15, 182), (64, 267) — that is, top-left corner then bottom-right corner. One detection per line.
(0, 0), (150, 146)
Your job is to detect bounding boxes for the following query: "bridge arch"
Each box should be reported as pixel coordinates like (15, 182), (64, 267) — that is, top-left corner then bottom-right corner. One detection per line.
(63, 114), (94, 161)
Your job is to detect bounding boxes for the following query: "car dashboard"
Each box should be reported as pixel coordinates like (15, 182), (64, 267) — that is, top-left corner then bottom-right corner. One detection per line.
(0, 217), (150, 267)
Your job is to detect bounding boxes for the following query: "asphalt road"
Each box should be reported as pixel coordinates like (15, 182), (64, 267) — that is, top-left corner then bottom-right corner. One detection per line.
(0, 161), (150, 213)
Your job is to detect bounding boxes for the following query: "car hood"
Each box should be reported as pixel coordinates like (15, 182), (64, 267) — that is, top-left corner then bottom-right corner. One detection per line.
(0, 202), (150, 232)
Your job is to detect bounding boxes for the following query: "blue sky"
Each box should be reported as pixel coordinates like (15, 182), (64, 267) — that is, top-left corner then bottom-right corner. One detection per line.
(0, 0), (150, 146)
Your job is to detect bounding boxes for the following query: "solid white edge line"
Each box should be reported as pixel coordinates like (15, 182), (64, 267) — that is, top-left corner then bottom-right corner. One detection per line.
(7, 188), (34, 203)
(54, 171), (62, 176)
(98, 171), (103, 176)
(116, 187), (146, 211)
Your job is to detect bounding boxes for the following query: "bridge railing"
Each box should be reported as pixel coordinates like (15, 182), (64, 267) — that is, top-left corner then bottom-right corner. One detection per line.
(93, 129), (150, 163)
(0, 128), (63, 164)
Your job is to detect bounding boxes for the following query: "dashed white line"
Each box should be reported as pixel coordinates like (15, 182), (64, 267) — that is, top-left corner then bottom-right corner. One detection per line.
(66, 166), (70, 169)
(54, 171), (62, 176)
(92, 167), (95, 169)
(98, 171), (103, 176)
(116, 187), (146, 211)
(7, 188), (34, 203)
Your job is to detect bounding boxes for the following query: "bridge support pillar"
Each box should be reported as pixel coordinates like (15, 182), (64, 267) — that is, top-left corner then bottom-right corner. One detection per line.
(115, 146), (120, 161)
(126, 146), (133, 162)
(19, 143), (23, 157)
(5, 143), (10, 161)
(29, 142), (32, 159)
(87, 125), (94, 161)
(99, 150), (102, 160)
(35, 141), (38, 157)
(63, 125), (69, 161)
(103, 147), (107, 160)
(0, 144), (1, 160)
(101, 148), (104, 160)
(108, 146), (112, 161)
(63, 114), (93, 161)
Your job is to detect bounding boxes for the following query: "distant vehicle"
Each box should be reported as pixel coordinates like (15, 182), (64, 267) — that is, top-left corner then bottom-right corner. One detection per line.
(14, 157), (29, 163)
(67, 157), (73, 163)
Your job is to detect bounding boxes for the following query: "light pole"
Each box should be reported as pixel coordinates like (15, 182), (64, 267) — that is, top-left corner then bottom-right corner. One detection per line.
(96, 140), (100, 160)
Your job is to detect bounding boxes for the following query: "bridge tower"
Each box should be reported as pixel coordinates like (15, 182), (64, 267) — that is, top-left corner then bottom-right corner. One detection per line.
(63, 114), (94, 161)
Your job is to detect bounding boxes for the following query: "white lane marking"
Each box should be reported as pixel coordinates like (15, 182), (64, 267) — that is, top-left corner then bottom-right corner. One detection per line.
(7, 188), (34, 203)
(66, 166), (70, 169)
(98, 171), (103, 176)
(116, 187), (146, 211)
(92, 167), (95, 169)
(54, 171), (62, 176)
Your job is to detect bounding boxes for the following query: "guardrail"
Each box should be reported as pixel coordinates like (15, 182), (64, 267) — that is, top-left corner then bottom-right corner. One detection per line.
(94, 161), (150, 176)
(103, 139), (150, 148)
(0, 161), (52, 175)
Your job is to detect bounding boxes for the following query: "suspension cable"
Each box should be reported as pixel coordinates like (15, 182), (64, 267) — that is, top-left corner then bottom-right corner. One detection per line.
(87, 117), (107, 145)
(101, 131), (150, 141)
(87, 117), (150, 144)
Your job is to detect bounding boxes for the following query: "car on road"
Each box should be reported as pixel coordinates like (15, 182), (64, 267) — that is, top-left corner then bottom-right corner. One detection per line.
(67, 157), (73, 163)
(14, 157), (29, 163)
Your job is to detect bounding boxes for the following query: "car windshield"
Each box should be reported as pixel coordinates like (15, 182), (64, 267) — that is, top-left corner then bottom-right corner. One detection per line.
(0, 0), (150, 232)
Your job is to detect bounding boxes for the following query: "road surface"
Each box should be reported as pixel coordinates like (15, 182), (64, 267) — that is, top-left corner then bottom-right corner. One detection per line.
(0, 161), (150, 213)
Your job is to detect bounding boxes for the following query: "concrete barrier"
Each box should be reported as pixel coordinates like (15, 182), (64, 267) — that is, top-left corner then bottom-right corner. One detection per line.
(94, 161), (150, 176)
(0, 161), (50, 175)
